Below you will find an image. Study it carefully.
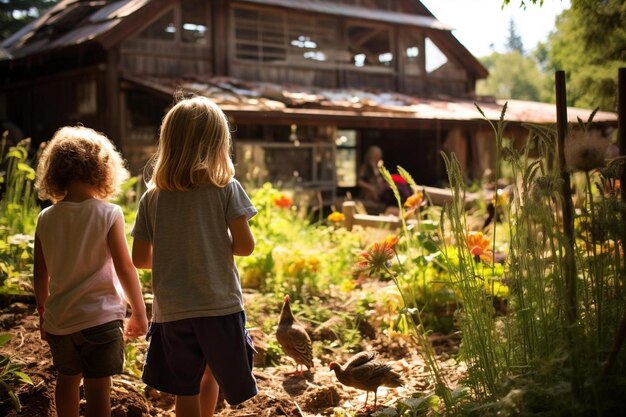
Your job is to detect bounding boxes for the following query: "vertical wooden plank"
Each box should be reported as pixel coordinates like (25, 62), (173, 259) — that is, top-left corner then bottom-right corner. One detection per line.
(212, 0), (228, 76)
(106, 46), (122, 150)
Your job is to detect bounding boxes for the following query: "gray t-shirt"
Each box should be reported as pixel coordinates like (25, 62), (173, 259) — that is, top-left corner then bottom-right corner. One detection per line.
(132, 179), (257, 323)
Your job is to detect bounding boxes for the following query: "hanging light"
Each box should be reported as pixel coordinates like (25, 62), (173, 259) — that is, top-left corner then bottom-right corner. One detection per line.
(289, 124), (300, 147)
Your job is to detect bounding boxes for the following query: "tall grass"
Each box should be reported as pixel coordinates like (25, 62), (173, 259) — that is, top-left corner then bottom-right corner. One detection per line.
(0, 134), (39, 292)
(440, 104), (626, 415)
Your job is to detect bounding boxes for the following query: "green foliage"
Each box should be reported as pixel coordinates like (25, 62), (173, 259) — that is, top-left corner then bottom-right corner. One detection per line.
(477, 51), (549, 101)
(0, 333), (33, 412)
(237, 183), (362, 301)
(0, 134), (38, 293)
(546, 0), (624, 111)
(0, 0), (57, 40)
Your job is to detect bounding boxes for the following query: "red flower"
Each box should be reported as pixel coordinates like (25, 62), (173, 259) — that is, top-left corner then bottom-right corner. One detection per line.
(273, 194), (293, 209)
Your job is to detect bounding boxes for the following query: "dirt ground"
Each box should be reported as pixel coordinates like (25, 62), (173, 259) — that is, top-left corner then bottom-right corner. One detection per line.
(0, 297), (465, 417)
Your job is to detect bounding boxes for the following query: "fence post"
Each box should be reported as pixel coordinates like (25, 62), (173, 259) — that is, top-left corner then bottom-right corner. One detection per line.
(555, 70), (581, 397)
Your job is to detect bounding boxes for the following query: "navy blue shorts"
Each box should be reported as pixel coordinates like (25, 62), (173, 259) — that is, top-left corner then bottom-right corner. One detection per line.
(142, 311), (257, 405)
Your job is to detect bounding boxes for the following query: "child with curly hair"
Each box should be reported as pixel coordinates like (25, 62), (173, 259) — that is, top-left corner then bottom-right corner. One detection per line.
(34, 125), (148, 417)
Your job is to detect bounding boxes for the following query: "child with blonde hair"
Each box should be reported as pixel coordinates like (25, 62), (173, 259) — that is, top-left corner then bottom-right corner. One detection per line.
(34, 125), (148, 417)
(132, 96), (258, 417)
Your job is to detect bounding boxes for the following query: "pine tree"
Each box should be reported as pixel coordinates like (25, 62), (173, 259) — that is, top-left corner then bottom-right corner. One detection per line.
(505, 19), (524, 55)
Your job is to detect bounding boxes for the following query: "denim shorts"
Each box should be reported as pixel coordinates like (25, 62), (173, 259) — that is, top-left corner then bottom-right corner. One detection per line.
(46, 320), (124, 378)
(142, 311), (257, 405)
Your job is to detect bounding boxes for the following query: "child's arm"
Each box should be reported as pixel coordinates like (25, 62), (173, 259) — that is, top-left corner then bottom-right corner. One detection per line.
(229, 215), (255, 256)
(108, 216), (148, 338)
(33, 234), (48, 340)
(132, 238), (153, 269)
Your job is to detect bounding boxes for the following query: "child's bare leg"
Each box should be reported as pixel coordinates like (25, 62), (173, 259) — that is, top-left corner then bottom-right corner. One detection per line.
(55, 373), (82, 417)
(176, 394), (200, 417)
(200, 366), (219, 417)
(83, 376), (112, 417)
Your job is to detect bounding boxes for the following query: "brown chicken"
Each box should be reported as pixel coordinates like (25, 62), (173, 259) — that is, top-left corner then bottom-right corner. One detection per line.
(276, 295), (314, 375)
(329, 351), (404, 409)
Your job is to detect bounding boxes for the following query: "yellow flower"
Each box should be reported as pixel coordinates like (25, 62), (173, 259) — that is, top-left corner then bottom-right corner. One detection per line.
(273, 193), (292, 208)
(307, 256), (321, 272)
(327, 211), (345, 223)
(493, 189), (508, 207)
(467, 231), (492, 262)
(404, 191), (424, 209)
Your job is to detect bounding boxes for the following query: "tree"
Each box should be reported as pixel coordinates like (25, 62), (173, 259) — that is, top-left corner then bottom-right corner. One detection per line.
(505, 18), (524, 54)
(546, 0), (625, 111)
(477, 51), (550, 102)
(0, 0), (57, 41)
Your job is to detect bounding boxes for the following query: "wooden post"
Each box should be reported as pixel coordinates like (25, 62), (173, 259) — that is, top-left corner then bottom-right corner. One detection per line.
(555, 70), (581, 396)
(617, 67), (626, 268)
(602, 67), (626, 378)
(343, 200), (356, 231)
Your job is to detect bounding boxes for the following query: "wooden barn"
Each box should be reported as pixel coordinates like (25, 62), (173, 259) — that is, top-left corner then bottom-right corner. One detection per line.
(0, 0), (618, 207)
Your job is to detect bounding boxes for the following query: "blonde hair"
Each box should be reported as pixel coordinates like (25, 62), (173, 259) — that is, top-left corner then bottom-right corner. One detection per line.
(150, 96), (234, 191)
(35, 126), (129, 203)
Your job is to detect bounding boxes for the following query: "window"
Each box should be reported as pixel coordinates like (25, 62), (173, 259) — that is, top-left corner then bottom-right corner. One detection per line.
(287, 15), (339, 63)
(233, 6), (286, 62)
(182, 0), (209, 44)
(347, 23), (393, 68)
(137, 2), (210, 44)
(76, 78), (97, 115)
(425, 37), (448, 74)
(138, 10), (175, 41)
(403, 30), (424, 75)
(335, 130), (357, 187)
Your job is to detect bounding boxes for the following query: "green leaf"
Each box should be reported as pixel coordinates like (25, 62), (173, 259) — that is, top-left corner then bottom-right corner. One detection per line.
(0, 334), (13, 347)
(12, 371), (33, 385)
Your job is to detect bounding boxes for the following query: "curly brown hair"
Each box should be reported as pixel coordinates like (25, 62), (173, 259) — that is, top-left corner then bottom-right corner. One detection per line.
(35, 126), (129, 203)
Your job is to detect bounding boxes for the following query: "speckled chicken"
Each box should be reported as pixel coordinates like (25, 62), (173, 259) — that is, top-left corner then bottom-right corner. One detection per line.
(276, 295), (313, 375)
(329, 351), (404, 409)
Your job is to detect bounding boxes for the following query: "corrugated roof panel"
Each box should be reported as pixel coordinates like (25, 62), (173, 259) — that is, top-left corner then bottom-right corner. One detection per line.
(1, 20), (38, 51)
(10, 38), (48, 59)
(236, 0), (452, 30)
(89, 0), (150, 23)
(122, 74), (617, 124)
(48, 19), (121, 49)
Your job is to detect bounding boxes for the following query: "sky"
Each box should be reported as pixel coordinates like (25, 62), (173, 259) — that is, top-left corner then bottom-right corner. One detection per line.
(420, 0), (571, 57)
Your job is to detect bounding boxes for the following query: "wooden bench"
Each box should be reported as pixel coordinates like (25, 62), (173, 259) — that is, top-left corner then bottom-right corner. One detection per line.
(342, 201), (403, 231)
(341, 186), (481, 231)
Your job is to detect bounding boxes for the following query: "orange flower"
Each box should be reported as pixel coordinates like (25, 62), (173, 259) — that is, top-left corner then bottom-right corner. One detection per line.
(383, 234), (400, 250)
(404, 191), (424, 209)
(273, 193), (292, 208)
(354, 238), (396, 276)
(467, 231), (492, 262)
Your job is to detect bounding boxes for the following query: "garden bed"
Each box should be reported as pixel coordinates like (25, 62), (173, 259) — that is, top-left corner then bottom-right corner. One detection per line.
(0, 289), (465, 417)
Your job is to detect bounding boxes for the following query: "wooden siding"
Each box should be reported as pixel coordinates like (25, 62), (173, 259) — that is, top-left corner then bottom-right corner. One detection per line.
(228, 2), (471, 96)
(4, 68), (105, 143)
(120, 38), (212, 76)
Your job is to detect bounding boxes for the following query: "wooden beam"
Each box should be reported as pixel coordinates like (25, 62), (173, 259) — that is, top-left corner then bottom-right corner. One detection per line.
(212, 0), (228, 75)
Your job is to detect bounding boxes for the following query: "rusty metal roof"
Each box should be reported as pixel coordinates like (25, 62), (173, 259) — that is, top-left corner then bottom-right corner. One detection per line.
(1, 0), (147, 57)
(122, 74), (618, 125)
(236, 0), (452, 30)
(2, 0), (455, 59)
